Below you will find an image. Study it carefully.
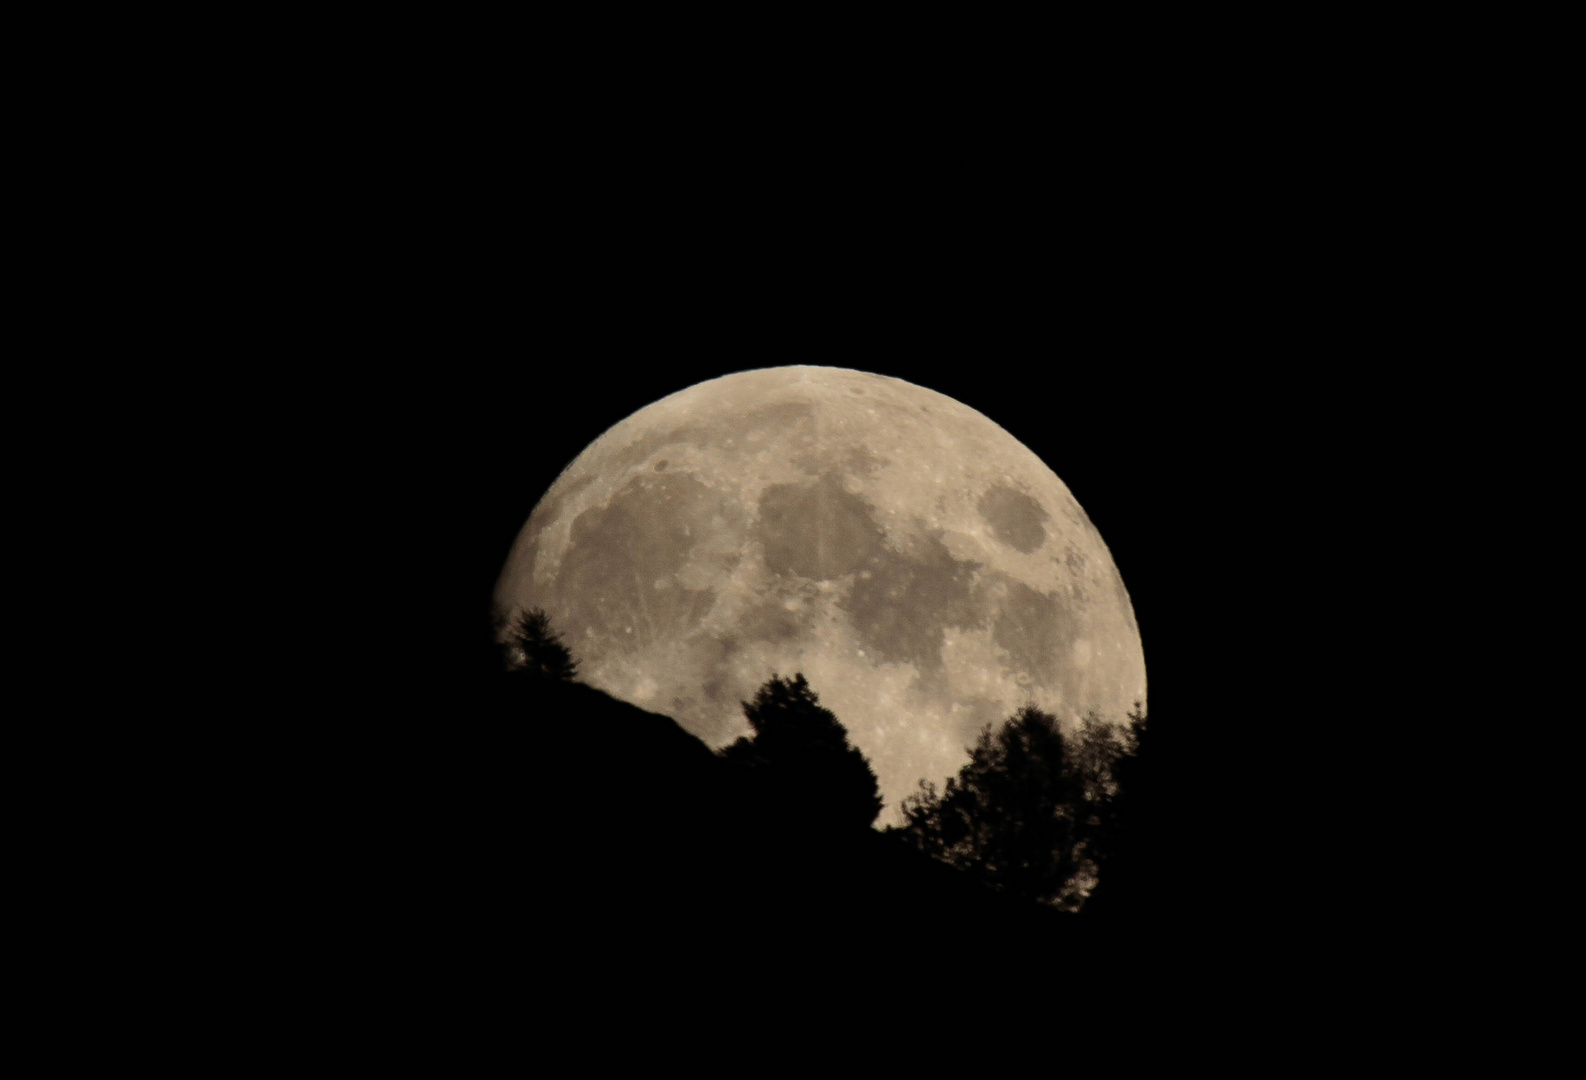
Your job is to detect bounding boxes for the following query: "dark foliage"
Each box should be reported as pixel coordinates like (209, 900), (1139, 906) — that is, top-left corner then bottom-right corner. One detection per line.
(892, 705), (1134, 910)
(1069, 710), (1134, 877)
(1080, 704), (1165, 919)
(720, 673), (884, 831)
(501, 607), (579, 682)
(315, 619), (1153, 1044)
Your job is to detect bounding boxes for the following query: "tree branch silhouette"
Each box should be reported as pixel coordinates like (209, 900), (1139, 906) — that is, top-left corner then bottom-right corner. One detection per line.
(891, 705), (1139, 910)
(502, 607), (579, 682)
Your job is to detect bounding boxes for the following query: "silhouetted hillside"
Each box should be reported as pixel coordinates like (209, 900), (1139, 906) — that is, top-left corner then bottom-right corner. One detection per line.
(342, 673), (1127, 997)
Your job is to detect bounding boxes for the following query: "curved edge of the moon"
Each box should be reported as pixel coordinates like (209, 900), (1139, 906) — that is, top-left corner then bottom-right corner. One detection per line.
(495, 365), (1149, 808)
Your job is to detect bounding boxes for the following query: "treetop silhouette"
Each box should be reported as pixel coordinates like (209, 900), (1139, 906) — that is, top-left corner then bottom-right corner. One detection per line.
(721, 673), (884, 831)
(503, 607), (579, 682)
(892, 705), (1136, 910)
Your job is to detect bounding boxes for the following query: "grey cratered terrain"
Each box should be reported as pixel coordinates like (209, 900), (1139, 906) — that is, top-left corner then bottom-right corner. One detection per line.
(496, 366), (1146, 818)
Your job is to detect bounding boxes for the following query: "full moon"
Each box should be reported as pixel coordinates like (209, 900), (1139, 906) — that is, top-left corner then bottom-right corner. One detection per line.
(496, 366), (1146, 816)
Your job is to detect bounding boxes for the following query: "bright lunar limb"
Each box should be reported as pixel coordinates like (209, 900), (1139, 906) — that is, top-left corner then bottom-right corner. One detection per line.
(496, 367), (1146, 818)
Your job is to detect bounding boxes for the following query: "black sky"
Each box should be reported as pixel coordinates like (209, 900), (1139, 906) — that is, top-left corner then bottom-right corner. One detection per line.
(398, 272), (1290, 712)
(231, 60), (1464, 1025)
(339, 149), (1374, 944)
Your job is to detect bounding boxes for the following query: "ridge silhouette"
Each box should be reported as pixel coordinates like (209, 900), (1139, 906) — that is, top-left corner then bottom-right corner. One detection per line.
(316, 604), (1214, 1021)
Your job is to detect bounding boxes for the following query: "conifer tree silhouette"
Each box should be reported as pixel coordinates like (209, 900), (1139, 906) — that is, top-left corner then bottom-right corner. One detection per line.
(721, 673), (884, 831)
(503, 608), (579, 682)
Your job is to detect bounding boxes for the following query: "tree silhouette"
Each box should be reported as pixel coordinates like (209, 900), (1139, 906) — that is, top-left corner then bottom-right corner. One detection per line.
(720, 673), (884, 831)
(502, 607), (579, 682)
(892, 705), (1132, 910)
(1080, 704), (1156, 918)
(1069, 711), (1131, 882)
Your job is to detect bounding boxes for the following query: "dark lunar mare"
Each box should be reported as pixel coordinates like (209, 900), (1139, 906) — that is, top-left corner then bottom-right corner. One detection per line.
(554, 471), (742, 648)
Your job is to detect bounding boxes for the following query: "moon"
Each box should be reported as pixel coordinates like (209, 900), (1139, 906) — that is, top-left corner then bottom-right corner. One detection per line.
(495, 366), (1146, 817)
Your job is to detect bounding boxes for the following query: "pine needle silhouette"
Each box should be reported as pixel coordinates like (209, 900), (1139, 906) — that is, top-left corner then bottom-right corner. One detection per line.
(503, 608), (579, 682)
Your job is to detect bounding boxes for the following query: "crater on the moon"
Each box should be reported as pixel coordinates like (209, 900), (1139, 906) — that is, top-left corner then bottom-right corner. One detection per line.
(978, 483), (1049, 553)
(607, 423), (700, 476)
(1064, 543), (1087, 573)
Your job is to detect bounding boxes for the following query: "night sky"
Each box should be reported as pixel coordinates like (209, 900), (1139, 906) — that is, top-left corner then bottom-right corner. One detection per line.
(350, 204), (1356, 945)
(247, 63), (1436, 1036)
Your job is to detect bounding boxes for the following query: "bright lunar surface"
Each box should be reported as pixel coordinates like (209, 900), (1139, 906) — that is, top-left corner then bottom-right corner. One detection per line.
(496, 367), (1146, 818)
